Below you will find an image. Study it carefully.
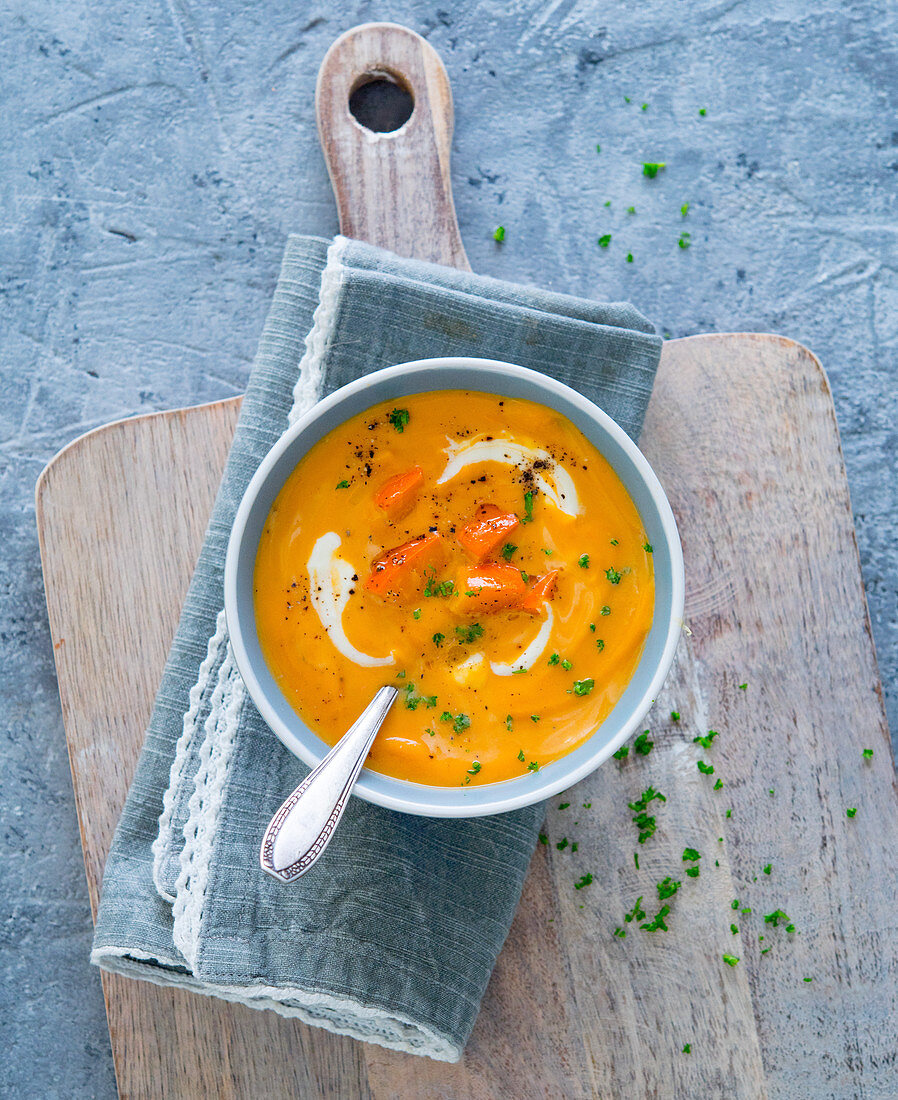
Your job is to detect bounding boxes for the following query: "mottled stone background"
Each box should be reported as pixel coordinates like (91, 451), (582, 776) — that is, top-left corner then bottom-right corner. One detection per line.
(1, 1), (895, 1095)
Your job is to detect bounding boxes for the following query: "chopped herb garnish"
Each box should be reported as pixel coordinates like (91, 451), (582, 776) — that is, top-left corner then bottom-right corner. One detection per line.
(556, 837), (569, 851)
(846, 807), (857, 818)
(601, 605), (611, 616)
(539, 833), (548, 844)
(627, 206), (636, 215)
(763, 909), (790, 928)
(682, 848), (701, 862)
(388, 408), (410, 433)
(396, 670), (406, 678)
(455, 623), (484, 644)
(640, 905), (671, 932)
(678, 232), (691, 250)
(440, 711), (452, 722)
(641, 102), (648, 111)
(863, 748), (873, 759)
(685, 866), (700, 878)
(527, 759), (540, 771)
(670, 711), (680, 721)
(506, 715), (514, 731)
(493, 225), (505, 242)
(467, 761), (482, 776)
(699, 107), (707, 116)
(803, 976), (813, 982)
(453, 713), (471, 734)
(574, 873), (594, 890)
(589, 622), (596, 632)
(613, 926), (626, 938)
(634, 852), (639, 869)
(559, 802), (570, 810)
(548, 652), (560, 666)
(642, 162), (666, 178)
(517, 748), (525, 761)
(624, 897), (646, 923)
(596, 639), (605, 651)
(501, 543), (517, 561)
(731, 900), (740, 910)
(542, 548), (554, 555)
(335, 479), (350, 489)
(682, 1043), (691, 1054)
(432, 632), (445, 647)
(519, 570), (529, 584)
(596, 143), (601, 153)
(572, 678), (595, 696)
(423, 571), (455, 598)
(561, 659), (573, 671)
(722, 953), (739, 967)
(613, 745), (629, 760)
(605, 567), (622, 584)
(680, 203), (689, 217)
(697, 760), (715, 775)
(413, 608), (421, 620)
(739, 682), (748, 691)
(763, 863), (772, 875)
(714, 778), (723, 790)
(693, 730), (719, 749)
(522, 490), (535, 523)
(630, 786), (667, 813)
(634, 730), (654, 755)
(730, 923), (739, 934)
(598, 234), (612, 248)
(726, 808), (732, 818)
(530, 715), (540, 723)
(657, 876), (681, 901)
(626, 251), (634, 263)
(578, 554), (590, 568)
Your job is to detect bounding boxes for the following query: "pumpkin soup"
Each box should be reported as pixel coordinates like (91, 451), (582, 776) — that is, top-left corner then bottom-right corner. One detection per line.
(254, 390), (654, 786)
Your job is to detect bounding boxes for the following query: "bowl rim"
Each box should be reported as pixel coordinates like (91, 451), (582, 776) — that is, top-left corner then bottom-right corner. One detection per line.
(225, 356), (685, 817)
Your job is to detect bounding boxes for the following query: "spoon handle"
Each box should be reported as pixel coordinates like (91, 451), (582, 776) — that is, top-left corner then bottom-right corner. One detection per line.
(260, 686), (398, 882)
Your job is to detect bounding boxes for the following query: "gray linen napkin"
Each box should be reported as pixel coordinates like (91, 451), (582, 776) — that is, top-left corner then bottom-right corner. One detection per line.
(91, 234), (662, 1061)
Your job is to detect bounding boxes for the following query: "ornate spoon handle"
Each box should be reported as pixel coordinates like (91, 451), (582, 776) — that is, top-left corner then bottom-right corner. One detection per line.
(260, 686), (398, 882)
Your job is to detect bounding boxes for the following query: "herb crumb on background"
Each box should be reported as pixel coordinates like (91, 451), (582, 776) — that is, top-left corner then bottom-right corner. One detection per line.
(493, 225), (505, 242)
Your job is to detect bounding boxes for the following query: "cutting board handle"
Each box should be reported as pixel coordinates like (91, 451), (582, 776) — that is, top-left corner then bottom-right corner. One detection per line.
(316, 22), (471, 271)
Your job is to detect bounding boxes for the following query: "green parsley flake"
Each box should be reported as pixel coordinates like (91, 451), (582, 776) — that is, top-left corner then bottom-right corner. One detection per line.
(699, 108), (707, 116)
(714, 778), (724, 790)
(556, 837), (569, 851)
(641, 102), (648, 111)
(739, 682), (748, 690)
(682, 847), (701, 862)
(657, 876), (680, 901)
(455, 623), (484, 644)
(574, 873), (594, 890)
(578, 554), (590, 568)
(413, 608), (421, 620)
(335, 479), (350, 489)
(432, 632), (445, 647)
(846, 807), (857, 818)
(605, 567), (622, 584)
(542, 548), (554, 555)
(613, 745), (629, 760)
(682, 1043), (691, 1054)
(731, 899), (740, 910)
(643, 542), (653, 552)
(596, 639), (605, 651)
(722, 953), (739, 967)
(561, 659), (573, 671)
(642, 162), (666, 178)
(634, 730), (654, 755)
(697, 760), (715, 775)
(670, 711), (680, 722)
(530, 715), (540, 723)
(763, 909), (790, 928)
(613, 926), (626, 938)
(678, 232), (691, 250)
(726, 808), (732, 818)
(624, 896), (646, 923)
(604, 200), (611, 208)
(466, 761), (482, 776)
(693, 730), (719, 749)
(763, 863), (772, 875)
(596, 143), (601, 153)
(640, 905), (671, 932)
(730, 923), (739, 935)
(685, 866), (700, 878)
(389, 408), (410, 433)
(627, 206), (636, 215)
(453, 713), (471, 734)
(501, 543), (517, 561)
(517, 748), (525, 762)
(863, 748), (873, 759)
(601, 605), (611, 616)
(539, 833), (548, 844)
(522, 491), (535, 523)
(506, 715), (514, 731)
(634, 852), (639, 869)
(548, 652), (560, 666)
(589, 622), (596, 632)
(598, 234), (612, 248)
(527, 760), (540, 771)
(559, 802), (570, 810)
(627, 251), (635, 263)
(803, 977), (813, 982)
(493, 225), (505, 242)
(573, 678), (595, 696)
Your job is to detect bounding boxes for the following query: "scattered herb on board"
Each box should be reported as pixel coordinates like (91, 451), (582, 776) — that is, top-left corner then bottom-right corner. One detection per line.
(613, 745), (629, 760)
(680, 203), (689, 217)
(642, 162), (666, 178)
(574, 873), (594, 890)
(624, 897), (646, 924)
(678, 232), (691, 250)
(670, 711), (680, 721)
(694, 730), (718, 748)
(634, 730), (653, 755)
(641, 102), (649, 111)
(699, 108), (707, 116)
(598, 234), (612, 248)
(627, 206), (636, 215)
(846, 807), (857, 818)
(640, 905), (671, 932)
(714, 778), (724, 790)
(863, 748), (873, 759)
(763, 863), (772, 875)
(626, 252), (634, 263)
(389, 408), (410, 433)
(739, 682), (748, 690)
(683, 847), (701, 863)
(763, 909), (790, 928)
(722, 953), (739, 967)
(493, 225), (505, 242)
(682, 1043), (692, 1054)
(657, 876), (681, 900)
(559, 802), (570, 810)
(697, 760), (715, 775)
(556, 837), (569, 851)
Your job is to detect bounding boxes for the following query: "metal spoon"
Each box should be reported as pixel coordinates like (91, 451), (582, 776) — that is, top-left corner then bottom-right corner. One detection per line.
(260, 686), (398, 882)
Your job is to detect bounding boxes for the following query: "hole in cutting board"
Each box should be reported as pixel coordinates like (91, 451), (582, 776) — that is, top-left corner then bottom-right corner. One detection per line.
(348, 72), (414, 133)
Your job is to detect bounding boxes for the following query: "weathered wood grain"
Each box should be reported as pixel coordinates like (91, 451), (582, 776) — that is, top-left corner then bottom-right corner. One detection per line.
(317, 23), (470, 270)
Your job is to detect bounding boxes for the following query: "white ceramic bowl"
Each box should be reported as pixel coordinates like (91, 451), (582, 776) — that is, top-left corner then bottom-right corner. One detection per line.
(225, 357), (684, 817)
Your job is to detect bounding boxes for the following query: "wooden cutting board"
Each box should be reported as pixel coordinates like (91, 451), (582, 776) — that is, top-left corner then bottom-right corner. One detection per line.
(36, 22), (898, 1100)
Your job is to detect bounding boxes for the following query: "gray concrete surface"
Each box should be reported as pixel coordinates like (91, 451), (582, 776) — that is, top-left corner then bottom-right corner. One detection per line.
(2, 1), (896, 1095)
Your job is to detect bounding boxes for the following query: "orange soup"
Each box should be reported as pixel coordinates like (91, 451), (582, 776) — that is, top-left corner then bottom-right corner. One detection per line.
(254, 390), (654, 786)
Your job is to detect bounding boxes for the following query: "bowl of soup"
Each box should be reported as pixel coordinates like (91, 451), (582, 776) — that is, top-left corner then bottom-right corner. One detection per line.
(225, 357), (684, 817)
